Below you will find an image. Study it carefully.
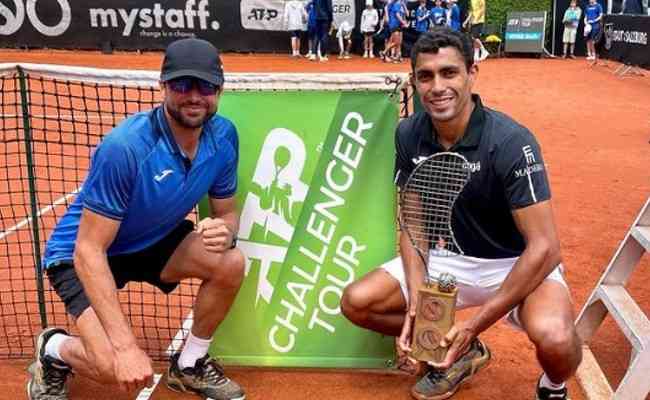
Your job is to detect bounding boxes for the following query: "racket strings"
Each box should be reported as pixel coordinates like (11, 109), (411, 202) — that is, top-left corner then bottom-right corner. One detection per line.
(400, 153), (471, 256)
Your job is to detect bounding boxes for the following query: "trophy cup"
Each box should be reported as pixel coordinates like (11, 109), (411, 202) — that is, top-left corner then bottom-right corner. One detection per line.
(410, 272), (458, 363)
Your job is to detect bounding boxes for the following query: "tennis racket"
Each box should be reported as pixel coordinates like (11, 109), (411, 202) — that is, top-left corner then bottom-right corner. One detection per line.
(398, 151), (471, 362)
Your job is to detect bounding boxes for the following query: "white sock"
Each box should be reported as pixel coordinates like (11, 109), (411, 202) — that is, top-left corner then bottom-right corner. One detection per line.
(539, 373), (566, 391)
(44, 333), (70, 361)
(178, 332), (211, 370)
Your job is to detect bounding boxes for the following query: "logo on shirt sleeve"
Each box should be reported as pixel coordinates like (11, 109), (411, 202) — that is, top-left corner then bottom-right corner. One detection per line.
(514, 145), (545, 178)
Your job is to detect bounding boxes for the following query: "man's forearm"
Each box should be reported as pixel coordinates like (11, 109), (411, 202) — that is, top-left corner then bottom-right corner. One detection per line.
(468, 242), (561, 335)
(219, 210), (239, 238)
(400, 233), (426, 311)
(74, 246), (137, 350)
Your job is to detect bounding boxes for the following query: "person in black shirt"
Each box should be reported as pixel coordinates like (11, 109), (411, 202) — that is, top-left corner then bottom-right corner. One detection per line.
(341, 27), (581, 400)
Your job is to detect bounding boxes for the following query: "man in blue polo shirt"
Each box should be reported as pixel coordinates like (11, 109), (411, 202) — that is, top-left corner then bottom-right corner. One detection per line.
(341, 28), (581, 400)
(28, 38), (246, 400)
(584, 0), (604, 61)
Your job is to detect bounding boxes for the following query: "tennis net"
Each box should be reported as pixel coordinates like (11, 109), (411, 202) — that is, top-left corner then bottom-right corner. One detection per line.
(0, 62), (410, 361)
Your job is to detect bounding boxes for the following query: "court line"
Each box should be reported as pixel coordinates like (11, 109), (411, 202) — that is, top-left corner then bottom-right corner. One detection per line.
(1, 175), (194, 400)
(0, 188), (80, 240)
(135, 311), (194, 400)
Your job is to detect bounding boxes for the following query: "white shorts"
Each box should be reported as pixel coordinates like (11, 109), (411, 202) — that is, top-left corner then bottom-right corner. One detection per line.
(381, 254), (568, 330)
(563, 27), (577, 44)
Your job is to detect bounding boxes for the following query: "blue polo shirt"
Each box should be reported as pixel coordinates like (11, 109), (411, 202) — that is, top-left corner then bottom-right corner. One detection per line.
(415, 6), (430, 33)
(585, 2), (602, 24)
(43, 106), (238, 268)
(430, 6), (446, 27)
(388, 0), (405, 30)
(448, 5), (461, 31)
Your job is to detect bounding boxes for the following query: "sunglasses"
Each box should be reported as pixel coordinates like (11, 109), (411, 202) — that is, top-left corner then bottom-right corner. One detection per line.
(166, 77), (220, 96)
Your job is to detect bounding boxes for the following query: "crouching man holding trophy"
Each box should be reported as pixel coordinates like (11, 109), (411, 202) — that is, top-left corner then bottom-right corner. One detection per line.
(341, 29), (581, 400)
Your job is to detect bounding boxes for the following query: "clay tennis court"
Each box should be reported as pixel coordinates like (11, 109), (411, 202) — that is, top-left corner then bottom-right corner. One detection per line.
(0, 49), (648, 400)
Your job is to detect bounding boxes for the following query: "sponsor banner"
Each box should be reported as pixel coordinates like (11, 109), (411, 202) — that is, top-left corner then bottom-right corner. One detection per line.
(0, 0), (358, 51)
(0, 0), (359, 51)
(209, 90), (397, 367)
(602, 14), (650, 68)
(505, 11), (547, 53)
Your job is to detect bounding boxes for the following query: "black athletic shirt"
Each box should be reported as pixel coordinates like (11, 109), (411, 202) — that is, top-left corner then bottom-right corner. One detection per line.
(395, 95), (551, 259)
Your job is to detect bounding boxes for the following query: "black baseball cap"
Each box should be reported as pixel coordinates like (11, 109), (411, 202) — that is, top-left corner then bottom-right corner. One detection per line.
(160, 38), (224, 86)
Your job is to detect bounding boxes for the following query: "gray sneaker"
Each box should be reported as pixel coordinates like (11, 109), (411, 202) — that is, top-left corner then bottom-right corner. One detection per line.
(27, 328), (72, 400)
(411, 338), (491, 400)
(167, 353), (245, 400)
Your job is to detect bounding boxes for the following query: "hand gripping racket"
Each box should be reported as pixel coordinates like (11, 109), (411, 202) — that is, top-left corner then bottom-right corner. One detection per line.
(399, 151), (471, 362)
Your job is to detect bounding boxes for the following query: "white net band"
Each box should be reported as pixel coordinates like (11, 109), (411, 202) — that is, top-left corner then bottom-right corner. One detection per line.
(0, 62), (408, 91)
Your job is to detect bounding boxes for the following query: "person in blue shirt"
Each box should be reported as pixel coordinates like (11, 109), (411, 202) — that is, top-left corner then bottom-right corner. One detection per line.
(310, 0), (333, 61)
(381, 0), (408, 62)
(305, 1), (318, 58)
(27, 38), (246, 400)
(584, 0), (604, 61)
(414, 0), (431, 37)
(429, 0), (447, 28)
(446, 0), (462, 31)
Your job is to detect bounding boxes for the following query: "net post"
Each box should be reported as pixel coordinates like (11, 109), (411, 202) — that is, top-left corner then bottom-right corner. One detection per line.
(16, 66), (48, 330)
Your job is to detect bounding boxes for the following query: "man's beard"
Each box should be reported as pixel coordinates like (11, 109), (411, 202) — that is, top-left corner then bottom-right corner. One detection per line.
(166, 102), (215, 129)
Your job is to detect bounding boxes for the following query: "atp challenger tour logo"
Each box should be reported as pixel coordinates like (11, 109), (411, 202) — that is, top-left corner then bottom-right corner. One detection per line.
(0, 0), (71, 36)
(238, 112), (374, 353)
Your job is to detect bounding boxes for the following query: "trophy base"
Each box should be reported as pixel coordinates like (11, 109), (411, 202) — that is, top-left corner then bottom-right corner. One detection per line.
(411, 284), (457, 363)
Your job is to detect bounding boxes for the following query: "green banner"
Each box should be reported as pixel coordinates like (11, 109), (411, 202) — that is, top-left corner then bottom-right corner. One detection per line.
(208, 90), (398, 368)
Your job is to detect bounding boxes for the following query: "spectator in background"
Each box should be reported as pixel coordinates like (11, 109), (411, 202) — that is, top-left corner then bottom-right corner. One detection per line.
(381, 0), (408, 63)
(305, 0), (318, 58)
(284, 0), (308, 57)
(430, 0), (447, 29)
(463, 0), (490, 61)
(446, 0), (462, 31)
(584, 0), (603, 61)
(336, 20), (354, 59)
(310, 0), (333, 62)
(414, 0), (431, 38)
(361, 0), (379, 58)
(561, 0), (582, 58)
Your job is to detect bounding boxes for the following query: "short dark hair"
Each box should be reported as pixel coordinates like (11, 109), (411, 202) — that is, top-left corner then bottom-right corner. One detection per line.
(410, 27), (474, 72)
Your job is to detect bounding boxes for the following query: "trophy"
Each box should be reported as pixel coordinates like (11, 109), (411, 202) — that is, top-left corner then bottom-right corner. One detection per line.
(410, 272), (458, 363)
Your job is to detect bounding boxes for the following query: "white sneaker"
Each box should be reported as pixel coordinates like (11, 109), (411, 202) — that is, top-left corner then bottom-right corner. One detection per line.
(363, 51), (368, 58)
(320, 56), (329, 62)
(478, 50), (489, 61)
(344, 53), (351, 59)
(369, 52), (375, 58)
(338, 54), (344, 59)
(308, 54), (317, 61)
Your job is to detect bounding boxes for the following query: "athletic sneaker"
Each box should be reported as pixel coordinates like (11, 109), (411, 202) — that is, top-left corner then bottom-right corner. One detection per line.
(535, 376), (569, 400)
(411, 338), (491, 400)
(27, 328), (72, 400)
(167, 353), (245, 400)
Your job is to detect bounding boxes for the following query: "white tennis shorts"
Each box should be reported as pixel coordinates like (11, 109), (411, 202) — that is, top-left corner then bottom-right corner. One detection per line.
(563, 27), (577, 44)
(381, 253), (568, 330)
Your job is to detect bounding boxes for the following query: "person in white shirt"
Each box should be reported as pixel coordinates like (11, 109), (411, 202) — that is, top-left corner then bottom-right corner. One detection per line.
(360, 0), (379, 58)
(284, 0), (308, 57)
(336, 20), (354, 59)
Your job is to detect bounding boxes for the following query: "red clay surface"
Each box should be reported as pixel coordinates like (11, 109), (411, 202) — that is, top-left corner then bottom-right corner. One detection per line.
(1, 49), (649, 400)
